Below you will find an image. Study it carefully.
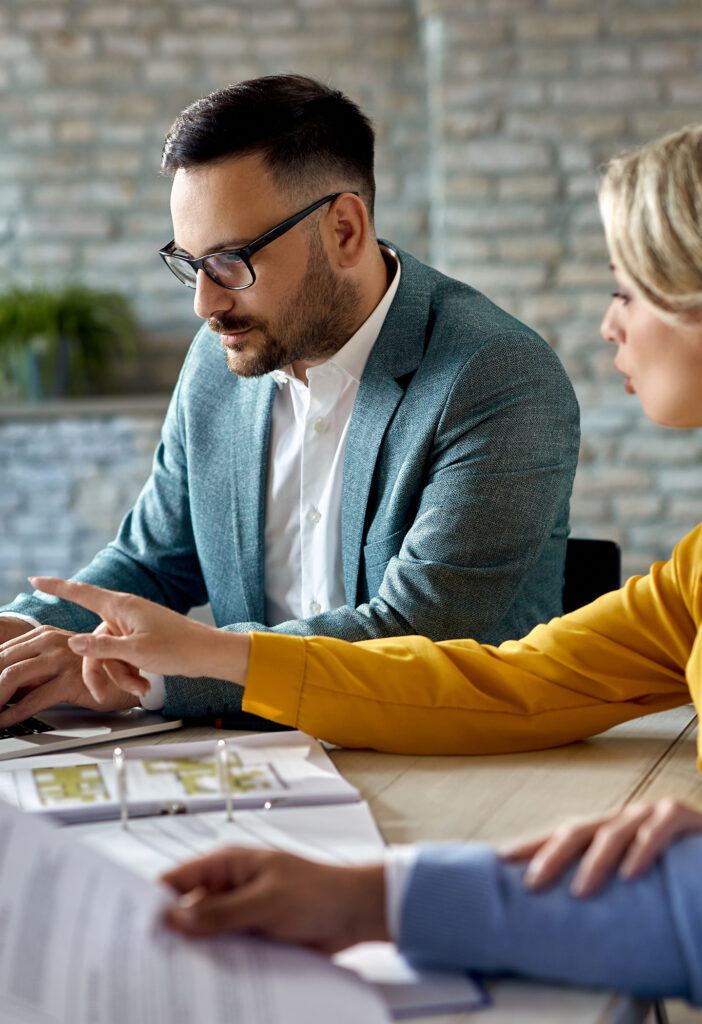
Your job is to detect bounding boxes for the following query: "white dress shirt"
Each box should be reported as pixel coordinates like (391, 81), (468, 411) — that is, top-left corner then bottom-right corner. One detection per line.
(265, 248), (400, 625)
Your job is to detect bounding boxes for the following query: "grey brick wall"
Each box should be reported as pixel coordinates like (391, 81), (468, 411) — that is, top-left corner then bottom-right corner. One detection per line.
(1, 0), (701, 603)
(0, 408), (163, 606)
(424, 0), (702, 580)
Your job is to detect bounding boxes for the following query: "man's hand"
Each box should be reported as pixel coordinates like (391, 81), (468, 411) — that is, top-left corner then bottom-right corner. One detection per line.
(29, 577), (250, 702)
(161, 847), (389, 953)
(505, 798), (702, 897)
(0, 617), (32, 645)
(0, 624), (137, 727)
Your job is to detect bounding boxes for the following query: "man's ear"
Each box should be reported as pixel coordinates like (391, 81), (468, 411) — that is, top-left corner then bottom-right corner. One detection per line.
(324, 193), (369, 269)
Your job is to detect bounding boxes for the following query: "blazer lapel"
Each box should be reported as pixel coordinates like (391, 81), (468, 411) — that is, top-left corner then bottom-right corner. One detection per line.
(342, 247), (431, 604)
(229, 375), (277, 623)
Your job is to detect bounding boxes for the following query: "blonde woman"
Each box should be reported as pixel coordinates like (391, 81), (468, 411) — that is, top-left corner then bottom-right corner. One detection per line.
(28, 127), (702, 1000)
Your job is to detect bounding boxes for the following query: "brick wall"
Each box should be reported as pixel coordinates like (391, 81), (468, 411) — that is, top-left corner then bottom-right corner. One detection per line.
(1, 0), (428, 388)
(422, 0), (702, 578)
(0, 408), (163, 606)
(1, 0), (701, 596)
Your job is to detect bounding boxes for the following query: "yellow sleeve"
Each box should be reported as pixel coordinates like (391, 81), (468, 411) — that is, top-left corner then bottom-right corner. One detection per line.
(243, 523), (702, 755)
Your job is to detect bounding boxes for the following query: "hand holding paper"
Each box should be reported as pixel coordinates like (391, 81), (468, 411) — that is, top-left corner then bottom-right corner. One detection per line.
(162, 846), (389, 952)
(29, 577), (251, 702)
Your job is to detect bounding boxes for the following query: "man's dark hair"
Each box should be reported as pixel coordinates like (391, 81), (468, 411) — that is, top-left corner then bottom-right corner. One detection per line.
(161, 74), (376, 219)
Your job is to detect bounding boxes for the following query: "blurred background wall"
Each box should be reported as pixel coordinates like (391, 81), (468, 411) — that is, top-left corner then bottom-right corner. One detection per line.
(1, 0), (701, 605)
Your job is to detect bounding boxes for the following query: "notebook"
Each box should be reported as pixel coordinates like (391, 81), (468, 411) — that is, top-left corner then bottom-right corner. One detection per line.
(0, 704), (182, 760)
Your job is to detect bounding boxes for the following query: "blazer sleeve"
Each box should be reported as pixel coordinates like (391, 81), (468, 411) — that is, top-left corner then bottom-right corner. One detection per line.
(242, 523), (702, 754)
(397, 841), (699, 1003)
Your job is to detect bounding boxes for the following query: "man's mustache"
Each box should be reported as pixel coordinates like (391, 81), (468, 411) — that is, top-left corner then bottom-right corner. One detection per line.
(209, 316), (263, 333)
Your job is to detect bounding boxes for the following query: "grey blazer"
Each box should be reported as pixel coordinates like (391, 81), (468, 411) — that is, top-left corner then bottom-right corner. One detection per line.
(3, 246), (580, 717)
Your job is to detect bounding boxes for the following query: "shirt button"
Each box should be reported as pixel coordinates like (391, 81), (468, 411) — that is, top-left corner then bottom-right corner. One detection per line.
(307, 506), (321, 524)
(313, 418), (325, 433)
(309, 601), (322, 614)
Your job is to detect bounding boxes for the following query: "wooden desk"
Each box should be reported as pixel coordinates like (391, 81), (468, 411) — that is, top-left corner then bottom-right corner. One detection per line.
(125, 704), (700, 1023)
(327, 703), (698, 1024)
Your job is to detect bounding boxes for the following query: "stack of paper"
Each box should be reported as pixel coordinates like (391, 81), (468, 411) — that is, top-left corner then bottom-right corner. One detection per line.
(0, 731), (487, 1021)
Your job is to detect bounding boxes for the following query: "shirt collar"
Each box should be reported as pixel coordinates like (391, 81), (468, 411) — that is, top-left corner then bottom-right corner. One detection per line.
(271, 244), (401, 388)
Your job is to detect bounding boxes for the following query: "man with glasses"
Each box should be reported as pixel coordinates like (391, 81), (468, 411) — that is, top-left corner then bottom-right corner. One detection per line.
(0, 74), (579, 725)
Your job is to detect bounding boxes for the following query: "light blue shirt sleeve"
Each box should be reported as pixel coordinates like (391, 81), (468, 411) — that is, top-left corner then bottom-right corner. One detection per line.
(398, 839), (701, 1003)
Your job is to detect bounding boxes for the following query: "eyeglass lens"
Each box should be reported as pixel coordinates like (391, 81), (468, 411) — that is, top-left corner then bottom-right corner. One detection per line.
(162, 251), (254, 290)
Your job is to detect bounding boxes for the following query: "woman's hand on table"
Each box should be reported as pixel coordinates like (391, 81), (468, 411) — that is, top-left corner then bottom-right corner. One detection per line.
(505, 798), (702, 897)
(29, 577), (250, 702)
(161, 846), (388, 953)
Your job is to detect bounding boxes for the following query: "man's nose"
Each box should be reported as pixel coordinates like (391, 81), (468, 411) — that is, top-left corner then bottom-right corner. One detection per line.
(193, 270), (235, 321)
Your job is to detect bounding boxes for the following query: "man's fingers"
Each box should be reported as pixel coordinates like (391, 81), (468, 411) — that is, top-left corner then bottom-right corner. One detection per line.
(0, 627), (46, 653)
(162, 847), (260, 896)
(166, 880), (272, 938)
(0, 652), (53, 708)
(0, 678), (67, 727)
(29, 577), (118, 620)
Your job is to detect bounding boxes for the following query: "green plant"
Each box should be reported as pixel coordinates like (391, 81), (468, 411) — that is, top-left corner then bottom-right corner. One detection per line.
(0, 285), (138, 399)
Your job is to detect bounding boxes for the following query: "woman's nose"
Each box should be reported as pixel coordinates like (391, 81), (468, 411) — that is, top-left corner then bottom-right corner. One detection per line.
(600, 301), (623, 344)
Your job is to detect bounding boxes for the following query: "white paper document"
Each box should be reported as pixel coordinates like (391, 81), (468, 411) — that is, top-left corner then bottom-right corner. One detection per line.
(0, 798), (390, 1024)
(0, 731), (487, 1019)
(336, 943), (488, 1018)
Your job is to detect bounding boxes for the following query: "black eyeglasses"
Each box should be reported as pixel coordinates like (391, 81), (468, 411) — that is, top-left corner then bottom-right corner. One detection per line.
(158, 191), (358, 291)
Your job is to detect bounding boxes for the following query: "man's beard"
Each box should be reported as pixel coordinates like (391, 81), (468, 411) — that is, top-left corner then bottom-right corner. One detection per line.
(211, 234), (361, 378)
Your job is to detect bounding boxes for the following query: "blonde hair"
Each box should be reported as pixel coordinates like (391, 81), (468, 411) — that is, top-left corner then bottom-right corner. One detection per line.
(599, 125), (702, 323)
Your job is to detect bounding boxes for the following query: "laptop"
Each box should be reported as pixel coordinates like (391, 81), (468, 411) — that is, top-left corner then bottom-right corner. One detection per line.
(0, 704), (182, 761)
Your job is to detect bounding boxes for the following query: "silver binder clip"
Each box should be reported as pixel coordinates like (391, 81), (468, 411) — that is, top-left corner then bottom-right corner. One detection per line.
(113, 746), (128, 830)
(216, 739), (234, 823)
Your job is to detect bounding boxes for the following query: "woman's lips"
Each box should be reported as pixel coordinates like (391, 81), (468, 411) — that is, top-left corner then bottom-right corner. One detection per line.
(615, 363), (635, 394)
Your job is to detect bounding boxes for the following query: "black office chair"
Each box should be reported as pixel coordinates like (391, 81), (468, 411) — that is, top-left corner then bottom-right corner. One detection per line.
(562, 537), (621, 613)
(562, 540), (671, 1024)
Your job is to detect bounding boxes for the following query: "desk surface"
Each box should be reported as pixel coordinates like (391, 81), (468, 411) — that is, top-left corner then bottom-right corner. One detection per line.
(123, 704), (700, 1023)
(328, 704), (699, 1023)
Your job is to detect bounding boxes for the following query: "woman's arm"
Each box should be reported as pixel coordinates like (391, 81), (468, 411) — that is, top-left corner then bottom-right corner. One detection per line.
(241, 524), (702, 753)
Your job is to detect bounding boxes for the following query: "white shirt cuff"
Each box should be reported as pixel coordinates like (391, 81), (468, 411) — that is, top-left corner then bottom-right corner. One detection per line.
(0, 612), (41, 628)
(137, 671), (166, 711)
(384, 845), (420, 941)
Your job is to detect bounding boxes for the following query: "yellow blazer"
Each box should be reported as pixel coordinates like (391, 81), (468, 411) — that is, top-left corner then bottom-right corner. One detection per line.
(243, 523), (702, 758)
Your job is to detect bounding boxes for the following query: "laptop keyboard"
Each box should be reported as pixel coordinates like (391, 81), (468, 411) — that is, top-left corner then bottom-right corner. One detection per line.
(0, 716), (55, 740)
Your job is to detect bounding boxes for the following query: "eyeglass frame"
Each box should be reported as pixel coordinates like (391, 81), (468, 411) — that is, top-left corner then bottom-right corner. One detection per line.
(158, 191), (359, 291)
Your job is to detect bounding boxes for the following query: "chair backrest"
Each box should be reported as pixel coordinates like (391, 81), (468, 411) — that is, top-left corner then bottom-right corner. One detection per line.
(562, 537), (621, 614)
